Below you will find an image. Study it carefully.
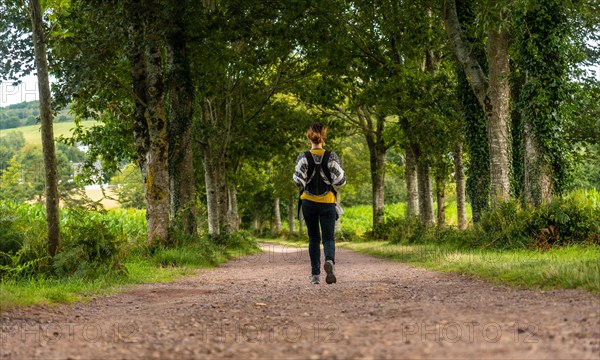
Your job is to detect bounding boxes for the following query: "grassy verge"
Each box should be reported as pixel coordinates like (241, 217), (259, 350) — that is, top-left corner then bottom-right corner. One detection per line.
(262, 238), (599, 292)
(0, 242), (260, 310)
(342, 242), (600, 292)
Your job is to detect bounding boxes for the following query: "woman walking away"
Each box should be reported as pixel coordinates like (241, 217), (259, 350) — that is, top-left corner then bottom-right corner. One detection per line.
(293, 123), (346, 285)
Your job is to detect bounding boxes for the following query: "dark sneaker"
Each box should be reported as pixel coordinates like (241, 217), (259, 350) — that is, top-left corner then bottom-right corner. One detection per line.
(311, 275), (320, 284)
(324, 260), (336, 284)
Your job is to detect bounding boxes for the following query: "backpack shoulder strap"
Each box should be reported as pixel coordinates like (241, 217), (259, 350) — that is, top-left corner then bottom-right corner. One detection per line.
(321, 151), (332, 182)
(321, 151), (337, 198)
(304, 151), (315, 188)
(298, 151), (314, 219)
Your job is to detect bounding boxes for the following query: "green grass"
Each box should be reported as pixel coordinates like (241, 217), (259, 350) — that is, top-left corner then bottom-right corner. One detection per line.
(0, 258), (192, 309)
(341, 201), (472, 236)
(339, 241), (600, 292)
(0, 120), (96, 146)
(0, 243), (261, 311)
(342, 202), (406, 236)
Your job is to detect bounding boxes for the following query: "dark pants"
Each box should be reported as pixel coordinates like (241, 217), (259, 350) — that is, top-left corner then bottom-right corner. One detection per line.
(301, 200), (336, 275)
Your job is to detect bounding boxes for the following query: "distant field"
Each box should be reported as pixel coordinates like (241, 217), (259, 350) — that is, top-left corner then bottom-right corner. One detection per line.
(0, 120), (96, 146)
(71, 187), (121, 209)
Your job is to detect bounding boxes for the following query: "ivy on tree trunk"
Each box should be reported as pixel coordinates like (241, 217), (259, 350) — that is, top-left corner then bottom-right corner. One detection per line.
(453, 0), (490, 222)
(515, 0), (569, 205)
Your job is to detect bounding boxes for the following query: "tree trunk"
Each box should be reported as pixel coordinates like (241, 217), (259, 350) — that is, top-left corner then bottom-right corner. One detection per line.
(435, 174), (446, 227)
(524, 120), (552, 206)
(198, 97), (231, 237)
(144, 25), (170, 247)
(444, 0), (489, 104)
(288, 195), (295, 235)
(517, 0), (566, 206)
(510, 65), (525, 200)
(127, 0), (170, 247)
(453, 143), (467, 230)
(356, 107), (388, 229)
(227, 183), (240, 233)
(253, 217), (260, 232)
(487, 29), (511, 205)
(29, 0), (60, 257)
(452, 1), (490, 222)
(203, 150), (220, 236)
(417, 162), (435, 225)
(444, 0), (511, 206)
(405, 144), (419, 218)
(216, 161), (229, 233)
(369, 147), (385, 228)
(166, 0), (196, 235)
(273, 196), (282, 232)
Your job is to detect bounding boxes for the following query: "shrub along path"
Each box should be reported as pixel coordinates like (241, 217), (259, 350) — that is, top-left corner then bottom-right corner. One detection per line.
(1, 243), (598, 359)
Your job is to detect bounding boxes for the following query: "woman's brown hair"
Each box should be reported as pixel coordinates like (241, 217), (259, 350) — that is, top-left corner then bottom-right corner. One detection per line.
(307, 123), (328, 145)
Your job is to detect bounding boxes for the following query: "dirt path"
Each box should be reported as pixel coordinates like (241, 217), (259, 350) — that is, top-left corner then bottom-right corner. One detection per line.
(1, 244), (599, 359)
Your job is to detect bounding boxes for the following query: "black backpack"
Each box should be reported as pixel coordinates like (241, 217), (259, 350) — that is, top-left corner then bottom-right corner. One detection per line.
(297, 150), (337, 219)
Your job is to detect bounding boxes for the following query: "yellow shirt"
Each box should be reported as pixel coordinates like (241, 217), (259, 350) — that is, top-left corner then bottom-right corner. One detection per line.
(300, 149), (336, 204)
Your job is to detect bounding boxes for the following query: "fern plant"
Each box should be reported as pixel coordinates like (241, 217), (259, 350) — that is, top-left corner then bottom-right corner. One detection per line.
(0, 247), (50, 279)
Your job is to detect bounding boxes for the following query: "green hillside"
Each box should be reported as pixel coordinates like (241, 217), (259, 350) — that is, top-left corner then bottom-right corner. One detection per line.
(0, 120), (96, 146)
(0, 101), (74, 130)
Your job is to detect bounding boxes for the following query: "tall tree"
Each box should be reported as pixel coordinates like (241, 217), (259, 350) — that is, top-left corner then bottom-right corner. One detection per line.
(356, 108), (391, 228)
(450, 0), (490, 222)
(392, 2), (458, 226)
(126, 0), (170, 246)
(166, 0), (196, 234)
(52, 0), (195, 246)
(444, 0), (512, 206)
(46, 0), (169, 245)
(28, 0), (60, 256)
(1, 1), (63, 254)
(514, 0), (570, 206)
